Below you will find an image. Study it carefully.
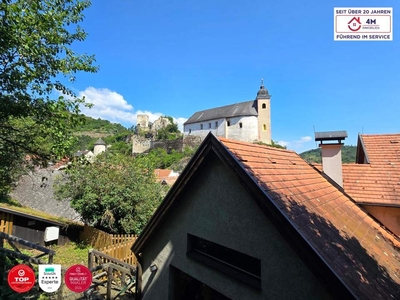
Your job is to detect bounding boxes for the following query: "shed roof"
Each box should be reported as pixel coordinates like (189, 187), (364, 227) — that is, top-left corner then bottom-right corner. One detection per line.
(132, 134), (400, 299)
(184, 100), (257, 125)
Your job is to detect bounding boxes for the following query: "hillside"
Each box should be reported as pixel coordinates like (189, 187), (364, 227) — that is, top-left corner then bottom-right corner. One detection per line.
(75, 115), (129, 136)
(299, 145), (357, 164)
(71, 116), (132, 154)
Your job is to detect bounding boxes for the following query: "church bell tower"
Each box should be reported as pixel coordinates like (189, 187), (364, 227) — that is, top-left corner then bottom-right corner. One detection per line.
(256, 79), (271, 144)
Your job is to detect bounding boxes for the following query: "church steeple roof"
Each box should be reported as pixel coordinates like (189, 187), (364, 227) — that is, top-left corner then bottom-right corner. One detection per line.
(256, 78), (271, 99)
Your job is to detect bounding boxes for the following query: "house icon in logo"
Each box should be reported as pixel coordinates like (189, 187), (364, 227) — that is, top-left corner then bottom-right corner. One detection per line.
(348, 17), (361, 31)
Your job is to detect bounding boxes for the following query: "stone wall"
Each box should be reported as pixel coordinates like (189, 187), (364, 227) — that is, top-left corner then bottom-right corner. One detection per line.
(132, 135), (203, 155)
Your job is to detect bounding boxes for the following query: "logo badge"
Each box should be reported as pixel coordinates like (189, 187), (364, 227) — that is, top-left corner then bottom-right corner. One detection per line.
(8, 264), (36, 293)
(65, 264), (92, 293)
(38, 264), (62, 293)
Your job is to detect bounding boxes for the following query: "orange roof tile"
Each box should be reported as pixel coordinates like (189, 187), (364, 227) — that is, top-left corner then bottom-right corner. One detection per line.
(339, 134), (400, 205)
(154, 169), (179, 186)
(220, 137), (400, 299)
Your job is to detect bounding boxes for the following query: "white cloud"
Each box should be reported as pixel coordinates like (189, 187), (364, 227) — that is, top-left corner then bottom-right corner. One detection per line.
(277, 136), (313, 151)
(298, 136), (312, 143)
(70, 87), (187, 130)
(277, 140), (290, 147)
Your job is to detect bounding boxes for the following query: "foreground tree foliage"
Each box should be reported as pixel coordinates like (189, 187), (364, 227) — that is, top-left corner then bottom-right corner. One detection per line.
(0, 0), (97, 196)
(55, 154), (166, 234)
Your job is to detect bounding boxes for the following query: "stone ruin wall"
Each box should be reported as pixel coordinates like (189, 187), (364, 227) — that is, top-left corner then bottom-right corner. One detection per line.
(132, 135), (202, 155)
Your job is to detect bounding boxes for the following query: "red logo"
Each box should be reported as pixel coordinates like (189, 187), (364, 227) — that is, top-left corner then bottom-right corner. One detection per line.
(7, 264), (36, 293)
(65, 264), (92, 293)
(348, 17), (362, 31)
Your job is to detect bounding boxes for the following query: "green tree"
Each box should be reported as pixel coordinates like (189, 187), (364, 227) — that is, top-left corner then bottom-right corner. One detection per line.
(0, 0), (97, 196)
(156, 116), (181, 140)
(55, 154), (166, 234)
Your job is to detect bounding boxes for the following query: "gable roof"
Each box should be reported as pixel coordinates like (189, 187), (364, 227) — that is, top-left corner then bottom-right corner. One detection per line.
(356, 133), (400, 165)
(132, 133), (400, 299)
(184, 100), (257, 125)
(342, 134), (400, 206)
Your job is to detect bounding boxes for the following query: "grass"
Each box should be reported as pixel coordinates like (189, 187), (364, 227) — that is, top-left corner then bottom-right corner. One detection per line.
(49, 242), (91, 268)
(2, 240), (91, 269)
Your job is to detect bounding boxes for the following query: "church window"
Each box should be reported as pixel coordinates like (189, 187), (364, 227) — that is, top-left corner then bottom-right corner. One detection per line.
(263, 124), (267, 131)
(262, 103), (266, 109)
(200, 124), (203, 130)
(209, 123), (211, 129)
(239, 122), (243, 128)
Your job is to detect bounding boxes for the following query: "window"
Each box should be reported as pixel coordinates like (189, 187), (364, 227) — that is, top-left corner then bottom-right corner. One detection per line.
(215, 121), (218, 128)
(239, 122), (243, 128)
(227, 120), (231, 126)
(187, 234), (261, 289)
(262, 103), (266, 109)
(189, 129), (191, 134)
(263, 124), (267, 131)
(209, 123), (211, 129)
(200, 124), (203, 130)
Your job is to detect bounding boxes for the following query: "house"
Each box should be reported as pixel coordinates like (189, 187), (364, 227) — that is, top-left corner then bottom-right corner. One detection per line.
(183, 81), (272, 144)
(74, 149), (95, 162)
(154, 169), (179, 186)
(314, 132), (400, 237)
(94, 138), (107, 155)
(342, 133), (400, 236)
(131, 133), (400, 300)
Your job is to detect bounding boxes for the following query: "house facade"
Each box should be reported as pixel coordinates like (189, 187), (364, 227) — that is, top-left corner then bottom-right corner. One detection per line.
(183, 81), (272, 144)
(132, 134), (400, 300)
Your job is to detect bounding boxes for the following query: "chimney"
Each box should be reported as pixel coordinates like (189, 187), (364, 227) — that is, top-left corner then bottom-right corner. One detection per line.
(314, 131), (348, 187)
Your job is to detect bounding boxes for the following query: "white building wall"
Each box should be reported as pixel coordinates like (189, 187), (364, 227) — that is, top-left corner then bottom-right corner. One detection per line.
(184, 118), (226, 140)
(184, 116), (258, 143)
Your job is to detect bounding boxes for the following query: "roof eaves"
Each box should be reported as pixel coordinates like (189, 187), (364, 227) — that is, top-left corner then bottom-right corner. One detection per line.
(0, 206), (82, 227)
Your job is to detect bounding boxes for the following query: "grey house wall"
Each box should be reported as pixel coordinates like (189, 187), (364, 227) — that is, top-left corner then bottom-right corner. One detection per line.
(139, 153), (332, 300)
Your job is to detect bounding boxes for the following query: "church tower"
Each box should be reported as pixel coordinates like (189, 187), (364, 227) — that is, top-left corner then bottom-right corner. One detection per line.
(256, 79), (271, 144)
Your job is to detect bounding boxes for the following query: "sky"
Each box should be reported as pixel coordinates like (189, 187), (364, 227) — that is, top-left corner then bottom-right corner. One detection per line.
(66, 0), (400, 152)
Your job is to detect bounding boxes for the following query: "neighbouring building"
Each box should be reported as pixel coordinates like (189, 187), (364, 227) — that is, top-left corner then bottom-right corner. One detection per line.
(314, 132), (400, 238)
(183, 80), (272, 144)
(131, 133), (400, 300)
(154, 169), (179, 186)
(74, 150), (95, 162)
(343, 133), (400, 236)
(93, 138), (107, 156)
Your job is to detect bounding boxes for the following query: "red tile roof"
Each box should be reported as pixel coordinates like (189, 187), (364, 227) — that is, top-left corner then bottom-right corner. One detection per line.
(359, 134), (400, 166)
(220, 138), (400, 299)
(340, 134), (400, 205)
(154, 169), (179, 186)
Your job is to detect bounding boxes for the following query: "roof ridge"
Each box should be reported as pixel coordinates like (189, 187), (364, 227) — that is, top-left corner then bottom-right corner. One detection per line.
(218, 137), (297, 154)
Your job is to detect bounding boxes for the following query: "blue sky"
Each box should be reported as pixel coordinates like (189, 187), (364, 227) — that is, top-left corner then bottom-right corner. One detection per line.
(68, 0), (399, 152)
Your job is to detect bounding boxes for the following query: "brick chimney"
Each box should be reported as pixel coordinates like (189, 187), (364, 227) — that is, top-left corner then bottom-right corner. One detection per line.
(314, 131), (348, 187)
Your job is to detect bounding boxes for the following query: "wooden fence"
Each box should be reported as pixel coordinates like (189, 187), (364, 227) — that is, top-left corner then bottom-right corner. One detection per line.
(0, 211), (13, 234)
(80, 225), (137, 265)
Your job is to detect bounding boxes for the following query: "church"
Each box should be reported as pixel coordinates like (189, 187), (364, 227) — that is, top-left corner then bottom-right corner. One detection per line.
(183, 81), (272, 144)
